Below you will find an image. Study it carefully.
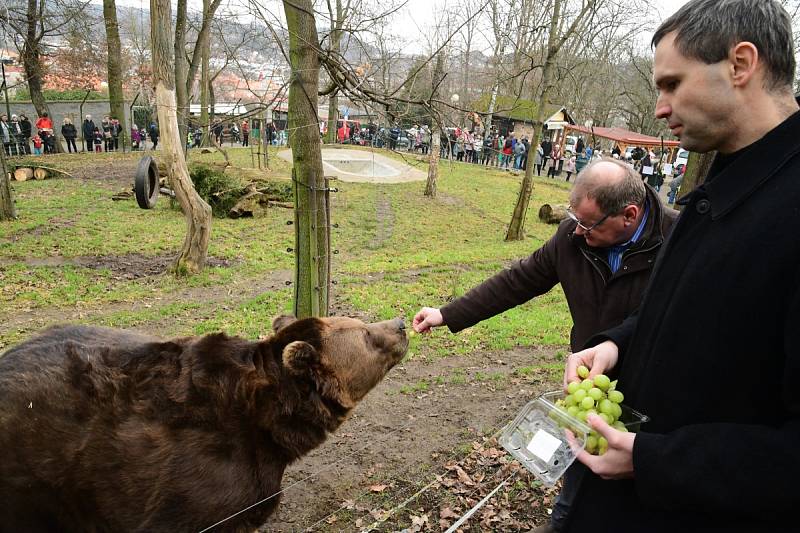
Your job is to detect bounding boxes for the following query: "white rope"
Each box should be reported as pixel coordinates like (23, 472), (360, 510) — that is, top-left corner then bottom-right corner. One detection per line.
(443, 471), (518, 533)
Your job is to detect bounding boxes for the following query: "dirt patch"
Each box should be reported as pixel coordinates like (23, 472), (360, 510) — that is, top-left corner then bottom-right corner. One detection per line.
(257, 346), (565, 532)
(0, 253), (237, 280)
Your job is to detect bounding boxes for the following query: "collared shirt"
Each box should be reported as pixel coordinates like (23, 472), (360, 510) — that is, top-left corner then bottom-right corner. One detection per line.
(607, 199), (650, 274)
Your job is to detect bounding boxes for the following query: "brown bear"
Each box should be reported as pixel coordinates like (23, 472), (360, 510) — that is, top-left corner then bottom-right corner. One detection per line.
(0, 315), (407, 532)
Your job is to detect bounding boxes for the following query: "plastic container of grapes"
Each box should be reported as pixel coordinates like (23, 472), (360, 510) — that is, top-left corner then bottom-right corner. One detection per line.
(499, 390), (649, 487)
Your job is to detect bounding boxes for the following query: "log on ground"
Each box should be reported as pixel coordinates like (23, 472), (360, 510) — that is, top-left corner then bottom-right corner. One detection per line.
(33, 168), (49, 180)
(13, 168), (33, 181)
(538, 204), (569, 224)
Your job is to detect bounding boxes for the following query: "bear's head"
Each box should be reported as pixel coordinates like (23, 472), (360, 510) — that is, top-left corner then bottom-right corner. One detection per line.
(271, 315), (408, 410)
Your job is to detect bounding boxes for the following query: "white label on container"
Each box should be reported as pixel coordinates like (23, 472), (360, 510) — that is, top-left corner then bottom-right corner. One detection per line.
(526, 429), (562, 462)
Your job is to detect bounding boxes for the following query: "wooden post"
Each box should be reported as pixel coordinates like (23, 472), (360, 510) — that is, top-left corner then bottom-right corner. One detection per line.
(0, 144), (15, 220)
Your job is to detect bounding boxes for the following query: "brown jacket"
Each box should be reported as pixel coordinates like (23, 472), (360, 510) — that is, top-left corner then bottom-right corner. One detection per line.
(441, 186), (678, 352)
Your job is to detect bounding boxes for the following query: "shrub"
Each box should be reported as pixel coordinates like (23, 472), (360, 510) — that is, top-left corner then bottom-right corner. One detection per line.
(189, 165), (245, 218)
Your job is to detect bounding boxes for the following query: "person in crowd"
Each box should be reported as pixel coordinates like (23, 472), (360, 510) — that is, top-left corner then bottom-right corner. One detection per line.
(421, 125), (431, 155)
(9, 115), (24, 155)
(111, 118), (121, 151)
(514, 136), (527, 170)
(472, 131), (482, 163)
(35, 112), (54, 154)
(93, 127), (103, 153)
(131, 124), (141, 151)
(148, 121), (159, 150)
(31, 133), (43, 155)
(413, 159), (678, 533)
(535, 142), (544, 175)
(61, 117), (77, 153)
(565, 152), (577, 182)
(575, 149), (590, 175)
(230, 122), (240, 145)
(667, 165), (684, 205)
(241, 119), (250, 147)
(193, 127), (202, 148)
(388, 123), (401, 150)
(547, 142), (563, 178)
(560, 1), (800, 531)
(82, 115), (96, 153)
(576, 136), (585, 155)
(211, 119), (224, 146)
(520, 137), (530, 170)
(101, 115), (112, 152)
(541, 136), (553, 161)
(0, 115), (13, 156)
(18, 113), (31, 154)
(462, 130), (473, 163)
(500, 134), (513, 169)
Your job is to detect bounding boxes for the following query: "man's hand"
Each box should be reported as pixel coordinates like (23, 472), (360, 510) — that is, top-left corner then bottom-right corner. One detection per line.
(564, 340), (619, 390)
(574, 414), (635, 480)
(412, 307), (443, 333)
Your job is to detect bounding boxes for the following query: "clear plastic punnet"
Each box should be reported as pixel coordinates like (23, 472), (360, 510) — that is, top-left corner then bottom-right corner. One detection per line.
(499, 390), (649, 486)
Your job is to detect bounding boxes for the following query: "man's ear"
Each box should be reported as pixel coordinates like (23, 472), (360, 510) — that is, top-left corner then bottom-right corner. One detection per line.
(282, 341), (320, 375)
(272, 315), (297, 332)
(729, 41), (759, 88)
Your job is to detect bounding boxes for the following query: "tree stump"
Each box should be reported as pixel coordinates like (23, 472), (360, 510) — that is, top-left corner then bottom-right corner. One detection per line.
(14, 168), (33, 181)
(538, 204), (569, 224)
(33, 168), (49, 180)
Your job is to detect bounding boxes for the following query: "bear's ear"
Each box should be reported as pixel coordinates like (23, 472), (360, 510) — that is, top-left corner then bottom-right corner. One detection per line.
(282, 340), (320, 374)
(272, 315), (297, 332)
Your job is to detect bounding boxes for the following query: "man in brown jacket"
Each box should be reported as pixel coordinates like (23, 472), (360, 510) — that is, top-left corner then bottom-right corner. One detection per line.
(412, 158), (677, 532)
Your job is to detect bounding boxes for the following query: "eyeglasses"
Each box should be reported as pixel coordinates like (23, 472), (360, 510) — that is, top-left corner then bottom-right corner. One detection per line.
(566, 208), (611, 233)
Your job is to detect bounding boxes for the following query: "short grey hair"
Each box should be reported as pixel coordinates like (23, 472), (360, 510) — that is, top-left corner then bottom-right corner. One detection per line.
(652, 0), (795, 92)
(570, 158), (646, 215)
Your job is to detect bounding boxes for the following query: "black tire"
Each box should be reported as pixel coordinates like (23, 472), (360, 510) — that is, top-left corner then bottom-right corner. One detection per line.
(135, 156), (159, 209)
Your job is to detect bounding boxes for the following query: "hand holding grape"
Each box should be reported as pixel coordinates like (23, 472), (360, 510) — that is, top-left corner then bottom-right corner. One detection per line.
(574, 413), (635, 480)
(564, 340), (619, 391)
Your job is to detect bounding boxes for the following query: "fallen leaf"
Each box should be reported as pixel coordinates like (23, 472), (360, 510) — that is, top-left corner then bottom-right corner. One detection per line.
(439, 507), (459, 519)
(369, 484), (388, 492)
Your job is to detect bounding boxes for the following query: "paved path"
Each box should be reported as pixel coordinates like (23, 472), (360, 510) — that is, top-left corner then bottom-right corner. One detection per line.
(278, 148), (426, 183)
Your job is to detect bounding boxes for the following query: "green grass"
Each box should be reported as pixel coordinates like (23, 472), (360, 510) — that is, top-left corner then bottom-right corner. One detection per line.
(1, 148), (573, 355)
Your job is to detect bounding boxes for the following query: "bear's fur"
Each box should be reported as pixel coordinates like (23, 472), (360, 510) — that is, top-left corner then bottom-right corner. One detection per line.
(0, 315), (407, 532)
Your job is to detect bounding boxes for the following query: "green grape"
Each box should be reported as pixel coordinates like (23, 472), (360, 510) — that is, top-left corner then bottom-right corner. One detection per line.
(576, 410), (588, 422)
(580, 379), (594, 391)
(580, 397), (595, 410)
(612, 402), (622, 419)
(567, 381), (580, 395)
(594, 374), (611, 391)
(588, 387), (603, 401)
(599, 413), (612, 424)
(573, 389), (587, 402)
(598, 436), (608, 455)
(609, 379), (618, 391)
(586, 435), (598, 454)
(567, 405), (580, 417)
(612, 421), (626, 431)
(577, 365), (590, 379)
(599, 399), (614, 415)
(565, 394), (577, 407)
(609, 390), (624, 404)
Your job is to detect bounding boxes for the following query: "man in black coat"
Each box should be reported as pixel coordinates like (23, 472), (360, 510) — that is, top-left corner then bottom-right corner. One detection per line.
(82, 115), (96, 153)
(18, 114), (31, 154)
(562, 1), (800, 531)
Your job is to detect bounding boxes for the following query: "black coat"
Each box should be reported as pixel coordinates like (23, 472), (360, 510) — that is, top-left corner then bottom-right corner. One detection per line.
(82, 120), (95, 139)
(61, 124), (77, 139)
(441, 186), (677, 352)
(568, 104), (800, 532)
(19, 118), (31, 138)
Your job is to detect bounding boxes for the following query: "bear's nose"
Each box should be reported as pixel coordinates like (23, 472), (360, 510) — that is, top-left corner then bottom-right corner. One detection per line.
(393, 318), (406, 330)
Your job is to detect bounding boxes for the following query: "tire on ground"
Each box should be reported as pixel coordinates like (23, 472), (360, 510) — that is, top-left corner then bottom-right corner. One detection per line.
(135, 156), (159, 209)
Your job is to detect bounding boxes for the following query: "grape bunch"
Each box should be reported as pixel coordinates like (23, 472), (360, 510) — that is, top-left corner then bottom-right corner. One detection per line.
(551, 365), (627, 455)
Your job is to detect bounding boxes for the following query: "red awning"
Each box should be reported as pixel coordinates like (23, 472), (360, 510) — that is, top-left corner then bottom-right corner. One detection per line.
(565, 124), (680, 147)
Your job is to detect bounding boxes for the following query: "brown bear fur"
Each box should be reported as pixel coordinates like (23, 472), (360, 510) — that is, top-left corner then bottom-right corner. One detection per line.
(0, 315), (407, 532)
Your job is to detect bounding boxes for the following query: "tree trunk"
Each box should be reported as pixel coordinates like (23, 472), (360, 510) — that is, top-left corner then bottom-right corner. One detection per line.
(103, 0), (127, 151)
(23, 0), (62, 153)
(676, 151), (715, 210)
(174, 0), (189, 155)
(425, 52), (445, 198)
(284, 0), (329, 318)
(0, 147), (15, 220)
(324, 0), (343, 144)
(150, 0), (212, 274)
(200, 0), (211, 147)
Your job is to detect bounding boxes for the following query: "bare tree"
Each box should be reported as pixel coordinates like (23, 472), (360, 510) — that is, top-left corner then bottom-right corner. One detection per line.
(1, 0), (90, 153)
(150, 0), (212, 274)
(0, 149), (14, 220)
(506, 0), (597, 241)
